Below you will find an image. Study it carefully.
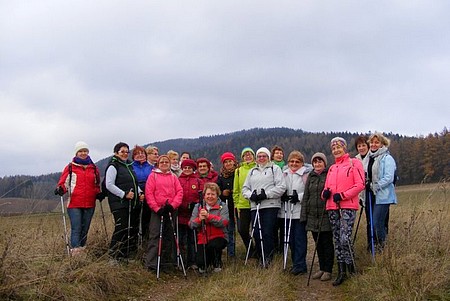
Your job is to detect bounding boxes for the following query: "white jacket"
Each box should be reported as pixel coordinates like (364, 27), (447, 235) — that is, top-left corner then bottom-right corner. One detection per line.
(278, 165), (312, 219)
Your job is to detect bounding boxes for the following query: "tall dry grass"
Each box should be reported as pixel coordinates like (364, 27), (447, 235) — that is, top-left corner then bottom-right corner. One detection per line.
(1, 183), (449, 300)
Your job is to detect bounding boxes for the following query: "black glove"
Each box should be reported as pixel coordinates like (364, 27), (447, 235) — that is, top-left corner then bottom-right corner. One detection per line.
(333, 193), (342, 204)
(250, 190), (259, 203)
(359, 198), (365, 208)
(290, 190), (300, 204)
(322, 188), (331, 200)
(281, 191), (289, 203)
(157, 208), (165, 216)
(54, 186), (64, 196)
(258, 188), (267, 201)
(165, 204), (174, 213)
(96, 192), (105, 202)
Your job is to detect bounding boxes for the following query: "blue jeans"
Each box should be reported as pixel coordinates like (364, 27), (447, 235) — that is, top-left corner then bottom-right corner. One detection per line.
(373, 204), (390, 247)
(67, 207), (95, 248)
(251, 207), (278, 264)
(289, 220), (307, 272)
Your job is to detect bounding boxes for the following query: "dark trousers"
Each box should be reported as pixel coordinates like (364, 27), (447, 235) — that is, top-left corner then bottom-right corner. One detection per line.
(145, 211), (175, 269)
(250, 207), (278, 264)
(178, 224), (196, 266)
(312, 231), (334, 273)
(237, 208), (254, 254)
(109, 205), (140, 259)
(196, 237), (227, 269)
(289, 220), (308, 272)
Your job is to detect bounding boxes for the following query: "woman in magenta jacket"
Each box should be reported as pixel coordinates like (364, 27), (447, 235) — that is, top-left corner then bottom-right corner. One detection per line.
(144, 155), (183, 271)
(322, 137), (365, 286)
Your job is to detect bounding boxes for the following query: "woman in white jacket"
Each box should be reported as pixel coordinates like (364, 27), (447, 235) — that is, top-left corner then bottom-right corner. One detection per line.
(242, 147), (286, 266)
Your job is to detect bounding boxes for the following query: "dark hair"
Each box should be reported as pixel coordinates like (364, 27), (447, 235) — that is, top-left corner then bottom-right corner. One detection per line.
(114, 142), (129, 153)
(271, 145), (284, 160)
(354, 136), (368, 150)
(181, 151), (191, 159)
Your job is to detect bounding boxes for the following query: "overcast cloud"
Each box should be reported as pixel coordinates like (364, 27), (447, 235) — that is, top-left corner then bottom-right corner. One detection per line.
(0, 0), (449, 177)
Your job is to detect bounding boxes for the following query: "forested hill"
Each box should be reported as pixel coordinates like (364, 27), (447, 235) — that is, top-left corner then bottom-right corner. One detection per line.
(1, 127), (449, 204)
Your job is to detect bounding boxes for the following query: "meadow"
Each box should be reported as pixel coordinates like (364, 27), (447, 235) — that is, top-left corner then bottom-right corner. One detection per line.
(0, 182), (448, 301)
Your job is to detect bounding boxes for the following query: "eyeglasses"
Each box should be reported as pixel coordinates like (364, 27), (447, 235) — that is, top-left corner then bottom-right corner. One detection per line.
(257, 155), (268, 158)
(119, 150), (129, 154)
(159, 161), (170, 164)
(182, 166), (193, 170)
(289, 160), (302, 164)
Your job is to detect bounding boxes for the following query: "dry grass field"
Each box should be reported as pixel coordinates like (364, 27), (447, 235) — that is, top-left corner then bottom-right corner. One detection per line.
(0, 182), (448, 300)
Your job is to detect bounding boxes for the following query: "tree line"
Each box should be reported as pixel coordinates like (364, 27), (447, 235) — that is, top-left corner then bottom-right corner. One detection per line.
(0, 127), (448, 202)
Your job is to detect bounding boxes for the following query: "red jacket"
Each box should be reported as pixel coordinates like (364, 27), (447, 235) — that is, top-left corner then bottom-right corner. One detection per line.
(189, 202), (229, 244)
(323, 153), (365, 210)
(197, 169), (219, 192)
(57, 162), (100, 209)
(178, 173), (201, 225)
(145, 169), (183, 213)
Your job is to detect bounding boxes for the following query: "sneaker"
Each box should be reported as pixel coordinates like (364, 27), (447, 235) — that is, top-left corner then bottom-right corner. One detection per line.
(213, 267), (222, 273)
(320, 272), (332, 281)
(312, 270), (324, 279)
(290, 268), (307, 276)
(198, 268), (206, 274)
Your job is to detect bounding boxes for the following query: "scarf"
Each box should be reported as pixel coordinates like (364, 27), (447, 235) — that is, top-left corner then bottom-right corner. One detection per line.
(73, 156), (93, 166)
(220, 164), (237, 178)
(368, 146), (389, 184)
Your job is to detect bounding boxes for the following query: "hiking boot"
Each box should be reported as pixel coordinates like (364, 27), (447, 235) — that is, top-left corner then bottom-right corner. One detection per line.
(347, 262), (356, 275)
(332, 263), (347, 286)
(312, 270), (324, 279)
(320, 272), (332, 281)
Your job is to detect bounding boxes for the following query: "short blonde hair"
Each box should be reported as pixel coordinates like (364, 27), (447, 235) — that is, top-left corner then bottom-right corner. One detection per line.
(368, 132), (390, 147)
(287, 150), (304, 163)
(145, 145), (158, 155)
(203, 182), (221, 196)
(167, 150), (179, 160)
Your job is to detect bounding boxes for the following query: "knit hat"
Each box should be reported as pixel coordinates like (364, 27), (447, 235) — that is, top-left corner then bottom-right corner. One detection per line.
(181, 159), (197, 170)
(240, 147), (255, 159)
(330, 137), (347, 150)
(220, 152), (236, 164)
(74, 141), (89, 155)
(256, 147), (271, 159)
(311, 152), (328, 166)
(196, 158), (211, 169)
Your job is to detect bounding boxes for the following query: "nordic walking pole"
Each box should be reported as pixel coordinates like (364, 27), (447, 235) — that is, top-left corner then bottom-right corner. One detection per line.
(307, 207), (325, 286)
(138, 200), (143, 249)
(59, 195), (71, 256)
(200, 196), (208, 275)
(368, 191), (376, 263)
(168, 212), (187, 277)
(156, 214), (164, 280)
(283, 198), (288, 270)
(352, 201), (364, 245)
(255, 203), (266, 268)
(284, 202), (294, 270)
(127, 188), (133, 261)
(245, 207), (259, 265)
(99, 201), (108, 239)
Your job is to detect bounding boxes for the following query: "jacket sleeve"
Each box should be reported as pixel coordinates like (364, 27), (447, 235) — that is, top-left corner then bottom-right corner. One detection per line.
(145, 173), (160, 212)
(266, 166), (287, 199)
(57, 164), (70, 193)
(341, 159), (365, 200)
(189, 204), (201, 229)
(300, 174), (311, 222)
(170, 175), (183, 209)
(377, 155), (396, 190)
(105, 165), (126, 199)
(207, 203), (229, 228)
(232, 169), (241, 202)
(242, 170), (253, 200)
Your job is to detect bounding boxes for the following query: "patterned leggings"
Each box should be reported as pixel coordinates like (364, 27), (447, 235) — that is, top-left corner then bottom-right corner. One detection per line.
(328, 209), (356, 264)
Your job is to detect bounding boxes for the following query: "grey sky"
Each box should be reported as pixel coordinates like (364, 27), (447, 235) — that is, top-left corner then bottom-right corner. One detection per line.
(1, 1), (449, 177)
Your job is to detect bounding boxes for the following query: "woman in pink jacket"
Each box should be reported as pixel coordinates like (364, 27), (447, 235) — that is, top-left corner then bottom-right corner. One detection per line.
(322, 137), (365, 286)
(144, 155), (183, 272)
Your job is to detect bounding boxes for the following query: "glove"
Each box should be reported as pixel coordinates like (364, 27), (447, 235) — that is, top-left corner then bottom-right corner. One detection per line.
(359, 198), (365, 208)
(370, 183), (379, 193)
(250, 190), (259, 203)
(165, 204), (174, 213)
(54, 186), (64, 196)
(157, 208), (165, 216)
(96, 192), (105, 202)
(290, 190), (300, 204)
(258, 189), (267, 201)
(333, 193), (342, 204)
(322, 188), (331, 200)
(281, 191), (289, 203)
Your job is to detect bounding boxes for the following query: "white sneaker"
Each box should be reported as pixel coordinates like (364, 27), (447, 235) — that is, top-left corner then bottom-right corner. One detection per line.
(213, 267), (222, 273)
(198, 268), (206, 274)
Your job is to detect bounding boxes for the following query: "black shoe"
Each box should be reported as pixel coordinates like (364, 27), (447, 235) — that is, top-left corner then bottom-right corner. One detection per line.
(290, 268), (307, 276)
(332, 263), (347, 286)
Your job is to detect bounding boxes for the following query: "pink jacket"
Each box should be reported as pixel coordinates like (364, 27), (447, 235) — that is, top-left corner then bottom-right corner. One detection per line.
(323, 153), (365, 210)
(145, 169), (183, 213)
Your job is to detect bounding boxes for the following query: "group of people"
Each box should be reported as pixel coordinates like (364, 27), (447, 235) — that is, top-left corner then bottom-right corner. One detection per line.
(55, 132), (398, 285)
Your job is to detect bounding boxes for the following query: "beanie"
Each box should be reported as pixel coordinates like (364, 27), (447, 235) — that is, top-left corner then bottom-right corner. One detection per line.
(330, 137), (347, 150)
(256, 147), (271, 159)
(74, 141), (89, 155)
(240, 147), (255, 159)
(311, 152), (328, 166)
(220, 152), (236, 164)
(181, 159), (197, 171)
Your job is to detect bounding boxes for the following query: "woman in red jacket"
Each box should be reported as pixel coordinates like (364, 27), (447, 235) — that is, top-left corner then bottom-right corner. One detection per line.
(323, 137), (365, 286)
(55, 141), (100, 256)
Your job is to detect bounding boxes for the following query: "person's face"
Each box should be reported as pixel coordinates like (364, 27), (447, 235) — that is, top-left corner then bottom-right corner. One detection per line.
(147, 150), (159, 164)
(312, 158), (325, 173)
(204, 188), (218, 207)
(370, 137), (382, 152)
(76, 149), (89, 160)
(171, 156), (179, 166)
(117, 147), (129, 161)
(288, 157), (303, 172)
(357, 143), (369, 156)
(223, 159), (235, 171)
(182, 165), (194, 176)
(180, 153), (190, 162)
(158, 157), (171, 172)
(133, 150), (146, 163)
(243, 151), (254, 163)
(198, 162), (209, 175)
(331, 144), (346, 159)
(273, 150), (284, 162)
(256, 153), (269, 165)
